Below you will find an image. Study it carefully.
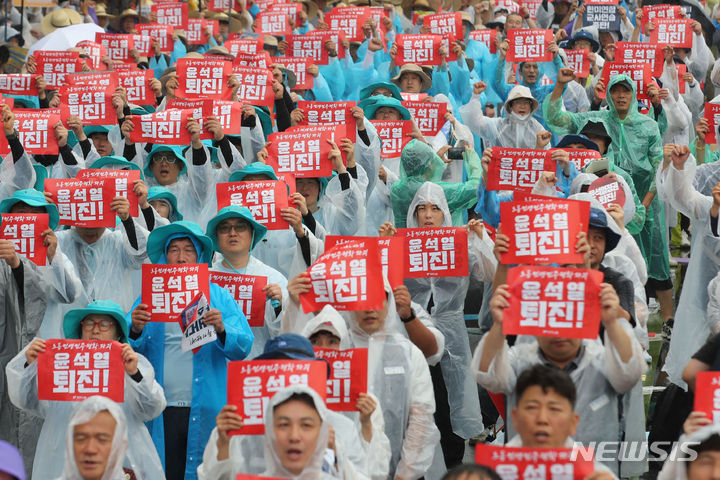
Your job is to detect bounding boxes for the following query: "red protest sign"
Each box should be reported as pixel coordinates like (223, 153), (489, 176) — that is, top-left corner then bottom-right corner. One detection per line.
(153, 1), (188, 30)
(588, 176), (626, 209)
(225, 38), (264, 57)
(64, 72), (118, 89)
(132, 34), (154, 57)
(326, 8), (370, 42)
(285, 34), (330, 65)
(395, 227), (469, 278)
(232, 66), (275, 107)
(77, 169), (141, 217)
(642, 4), (682, 33)
(402, 101), (447, 137)
(424, 12), (463, 41)
(0, 94), (12, 108)
(60, 85), (115, 126)
(469, 29), (498, 54)
(0, 74), (38, 96)
(487, 148), (555, 192)
(34, 50), (84, 89)
(141, 263), (211, 322)
(694, 371), (720, 423)
(298, 101), (357, 142)
(371, 120), (413, 158)
(506, 29), (553, 62)
(117, 70), (155, 105)
(599, 62), (652, 101)
(559, 148), (602, 172)
(314, 348), (368, 412)
(677, 63), (687, 94)
(75, 40), (108, 71)
(187, 19), (219, 45)
(616, 42), (663, 77)
(650, 18), (693, 48)
(266, 127), (339, 177)
(0, 213), (49, 266)
(216, 181), (290, 231)
(300, 241), (385, 313)
(127, 109), (194, 145)
(45, 178), (116, 228)
(96, 33), (134, 62)
(503, 266), (604, 339)
(176, 58), (232, 100)
(137, 23), (175, 53)
(255, 11), (292, 36)
(37, 340), (125, 402)
(233, 51), (271, 69)
(167, 99), (243, 140)
(270, 2), (303, 26)
(273, 56), (313, 90)
(499, 199), (590, 265)
(210, 273), (267, 327)
(208, 0), (242, 10)
(326, 235), (404, 288)
(13, 109), (61, 155)
(400, 92), (428, 101)
(301, 29), (348, 61)
(564, 49), (590, 78)
(475, 444), (595, 478)
(227, 360), (327, 434)
(396, 34), (442, 66)
(705, 102), (720, 144)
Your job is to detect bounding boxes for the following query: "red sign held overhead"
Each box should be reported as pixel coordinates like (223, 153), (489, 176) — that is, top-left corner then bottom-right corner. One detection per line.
(187, 19), (219, 45)
(141, 263), (211, 322)
(587, 176), (626, 209)
(285, 34), (330, 65)
(45, 178), (116, 228)
(0, 213), (49, 266)
(499, 199), (590, 265)
(12, 108), (61, 155)
(64, 72), (118, 89)
(650, 18), (693, 48)
(233, 51), (271, 69)
(314, 348), (369, 412)
(424, 12), (463, 41)
(210, 273), (268, 327)
(137, 23), (175, 53)
(469, 29), (497, 54)
(37, 340), (125, 402)
(175, 58), (232, 100)
(475, 444), (595, 479)
(642, 4), (682, 33)
(616, 42), (663, 77)
(396, 34), (442, 66)
(232, 66), (275, 107)
(95, 33), (136, 62)
(487, 148), (555, 192)
(254, 11), (292, 36)
(117, 70), (155, 105)
(694, 371), (720, 424)
(325, 235), (405, 289)
(402, 101), (447, 137)
(152, 2), (188, 30)
(225, 38), (264, 57)
(704, 102), (720, 144)
(60, 85), (115, 126)
(557, 148), (602, 172)
(0, 74), (38, 96)
(266, 126), (341, 178)
(564, 49), (591, 78)
(273, 56), (314, 90)
(599, 62), (652, 100)
(395, 227), (469, 278)
(77, 169), (141, 217)
(298, 101), (357, 142)
(326, 8), (371, 42)
(506, 29), (553, 63)
(127, 108), (194, 145)
(371, 120), (413, 158)
(75, 40), (108, 71)
(34, 50), (84, 89)
(270, 2), (303, 26)
(215, 181), (290, 231)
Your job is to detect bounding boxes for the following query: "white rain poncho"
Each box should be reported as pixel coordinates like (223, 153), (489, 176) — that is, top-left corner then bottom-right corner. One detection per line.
(6, 343), (166, 480)
(253, 226), (325, 279)
(35, 249), (84, 340)
(313, 167), (369, 237)
(404, 182), (495, 440)
(458, 85), (547, 149)
(55, 396), (128, 480)
(658, 424), (720, 480)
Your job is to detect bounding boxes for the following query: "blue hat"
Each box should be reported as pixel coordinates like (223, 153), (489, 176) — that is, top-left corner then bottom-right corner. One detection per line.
(588, 207), (621, 253)
(254, 334), (332, 375)
(228, 162), (279, 182)
(566, 30), (600, 52)
(90, 155), (143, 174)
(84, 125), (113, 137)
(144, 145), (187, 179)
(556, 134), (600, 152)
(361, 95), (412, 121)
(147, 186), (183, 221)
(0, 188), (59, 230)
(0, 440), (26, 480)
(147, 221), (214, 266)
(206, 205), (267, 252)
(63, 300), (129, 344)
(359, 82), (403, 102)
(32, 164), (47, 192)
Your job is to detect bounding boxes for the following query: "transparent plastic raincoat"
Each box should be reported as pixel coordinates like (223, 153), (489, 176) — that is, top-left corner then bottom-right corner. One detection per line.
(657, 424), (720, 480)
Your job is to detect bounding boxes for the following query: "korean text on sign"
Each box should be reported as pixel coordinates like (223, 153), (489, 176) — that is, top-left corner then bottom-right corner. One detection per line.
(127, 108), (194, 145)
(227, 360), (327, 434)
(216, 181), (290, 231)
(232, 66), (275, 107)
(77, 169), (141, 217)
(499, 199), (590, 265)
(60, 85), (115, 126)
(285, 34), (329, 65)
(402, 101), (448, 137)
(75, 40), (108, 70)
(371, 120), (413, 159)
(300, 241), (385, 313)
(178, 292), (216, 354)
(0, 74), (38, 96)
(325, 235), (405, 289)
(12, 108), (61, 155)
(475, 444), (595, 480)
(37, 340), (125, 402)
(694, 371), (720, 424)
(599, 62), (652, 100)
(395, 227), (469, 278)
(582, 0), (620, 31)
(0, 213), (49, 266)
(506, 29), (553, 62)
(153, 2), (188, 29)
(297, 101), (357, 142)
(34, 50), (83, 88)
(136, 23), (175, 53)
(615, 42), (663, 77)
(559, 148), (602, 172)
(564, 49), (590, 78)
(45, 178), (115, 228)
(504, 266), (604, 339)
(587, 176), (626, 209)
(254, 11), (292, 35)
(266, 128), (337, 178)
(705, 102), (720, 144)
(469, 30), (497, 54)
(487, 148), (555, 192)
(210, 273), (267, 327)
(273, 57), (314, 90)
(314, 348), (369, 412)
(141, 263), (211, 322)
(650, 18), (693, 48)
(117, 70), (155, 105)
(395, 34), (442, 66)
(176, 58), (232, 100)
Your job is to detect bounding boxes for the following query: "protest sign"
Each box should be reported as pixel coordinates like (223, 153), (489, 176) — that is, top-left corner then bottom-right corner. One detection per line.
(315, 348), (369, 412)
(0, 74), (38, 96)
(225, 38), (264, 57)
(650, 18), (693, 48)
(642, 4), (682, 33)
(75, 40), (108, 70)
(0, 213), (49, 266)
(469, 29), (497, 54)
(558, 148), (602, 172)
(60, 85), (115, 126)
(506, 29), (553, 62)
(402, 101), (447, 137)
(216, 181), (290, 230)
(694, 371), (720, 424)
(487, 148), (555, 192)
(395, 34), (442, 66)
(325, 235), (404, 289)
(583, 0), (620, 31)
(12, 109), (61, 155)
(178, 292), (216, 353)
(273, 56), (314, 90)
(141, 263), (211, 322)
(371, 120), (413, 159)
(175, 58), (232, 100)
(564, 49), (591, 78)
(44, 179), (115, 228)
(297, 101), (357, 142)
(598, 62), (652, 100)
(77, 169), (141, 217)
(127, 109), (194, 145)
(254, 11), (292, 35)
(326, 7), (370, 41)
(475, 444), (595, 479)
(34, 50), (84, 88)
(232, 66), (275, 107)
(117, 70), (155, 105)
(153, 2), (188, 29)
(587, 176), (626, 209)
(136, 23), (175, 53)
(615, 42), (663, 77)
(266, 127), (340, 177)
(285, 34), (330, 65)
(210, 273), (268, 327)
(704, 102), (720, 144)
(424, 12), (463, 41)
(187, 19), (219, 45)
(395, 227), (469, 278)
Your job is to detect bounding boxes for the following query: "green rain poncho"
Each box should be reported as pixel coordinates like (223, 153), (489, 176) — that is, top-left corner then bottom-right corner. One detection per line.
(543, 74), (669, 282)
(390, 140), (482, 228)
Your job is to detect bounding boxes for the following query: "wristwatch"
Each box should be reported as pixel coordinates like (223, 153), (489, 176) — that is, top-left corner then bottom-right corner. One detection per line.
(400, 309), (417, 323)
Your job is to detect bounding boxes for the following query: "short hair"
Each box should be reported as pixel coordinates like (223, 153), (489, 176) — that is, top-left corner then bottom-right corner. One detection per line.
(515, 364), (576, 408)
(442, 464), (502, 480)
(694, 433), (720, 455)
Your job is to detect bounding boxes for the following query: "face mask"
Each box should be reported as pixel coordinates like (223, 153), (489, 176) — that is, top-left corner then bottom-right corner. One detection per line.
(509, 111), (531, 121)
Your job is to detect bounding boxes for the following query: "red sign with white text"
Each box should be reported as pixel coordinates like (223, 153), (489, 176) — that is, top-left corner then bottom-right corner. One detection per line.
(469, 29), (498, 54)
(227, 360), (327, 434)
(487, 148), (555, 192)
(128, 109), (194, 145)
(372, 120), (413, 158)
(210, 273), (268, 327)
(216, 181), (290, 231)
(424, 12), (463, 42)
(395, 227), (469, 278)
(0, 213), (49, 266)
(153, 2), (188, 30)
(270, 2), (303, 26)
(233, 51), (271, 69)
(326, 235), (405, 289)
(298, 101), (357, 142)
(77, 169), (140, 217)
(187, 19), (219, 45)
(396, 34), (442, 66)
(34, 51), (84, 88)
(225, 38), (264, 57)
(506, 29), (553, 62)
(599, 62), (652, 100)
(141, 263), (211, 322)
(587, 176), (626, 209)
(137, 23), (175, 53)
(95, 33), (136, 62)
(616, 42), (663, 77)
(564, 49), (590, 78)
(694, 371), (720, 424)
(266, 127), (340, 178)
(45, 178), (115, 228)
(60, 85), (115, 126)
(402, 101), (447, 137)
(314, 348), (369, 412)
(650, 18), (693, 48)
(286, 34), (330, 65)
(642, 4), (682, 33)
(208, 0), (242, 11)
(117, 70), (155, 104)
(301, 29), (348, 61)
(560, 148), (602, 172)
(273, 56), (313, 90)
(176, 58), (232, 100)
(75, 40), (108, 71)
(64, 72), (118, 89)
(12, 109), (61, 155)
(0, 74), (38, 96)
(503, 266), (604, 339)
(705, 102), (720, 144)
(301, 241), (385, 313)
(475, 444), (595, 478)
(254, 11), (292, 36)
(169, 98), (244, 139)
(499, 199), (590, 265)
(232, 66), (275, 107)
(37, 340), (125, 402)
(326, 9), (370, 42)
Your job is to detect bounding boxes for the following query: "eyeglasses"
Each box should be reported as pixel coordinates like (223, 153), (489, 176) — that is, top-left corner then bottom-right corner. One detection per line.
(81, 318), (115, 331)
(151, 153), (178, 165)
(217, 222), (252, 234)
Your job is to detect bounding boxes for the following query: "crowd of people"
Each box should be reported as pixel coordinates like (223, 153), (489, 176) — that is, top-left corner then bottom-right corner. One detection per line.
(2, 0), (720, 478)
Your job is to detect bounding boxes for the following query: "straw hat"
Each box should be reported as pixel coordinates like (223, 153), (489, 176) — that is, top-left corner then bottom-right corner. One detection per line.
(296, 0), (319, 20)
(391, 63), (432, 92)
(40, 8), (83, 35)
(111, 8), (141, 33)
(94, 3), (113, 19)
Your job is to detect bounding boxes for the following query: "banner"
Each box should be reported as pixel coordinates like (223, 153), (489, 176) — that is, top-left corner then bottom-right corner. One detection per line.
(506, 29), (553, 62)
(587, 176), (626, 209)
(45, 178), (116, 228)
(178, 292), (216, 353)
(175, 58), (232, 100)
(650, 18), (693, 48)
(34, 50), (84, 88)
(210, 273), (268, 327)
(402, 101), (447, 137)
(298, 101), (357, 142)
(694, 371), (720, 424)
(225, 38), (264, 57)
(187, 19), (219, 45)
(583, 0), (620, 31)
(12, 109), (61, 155)
(499, 199), (590, 264)
(0, 74), (38, 96)
(642, 4), (682, 33)
(395, 34), (442, 66)
(615, 42), (663, 77)
(469, 29), (497, 54)
(300, 241), (385, 313)
(37, 340), (125, 402)
(677, 63), (687, 94)
(265, 127), (340, 177)
(75, 40), (108, 71)
(226, 360), (327, 434)
(152, 2), (188, 30)
(371, 120), (413, 158)
(314, 348), (368, 412)
(216, 181), (290, 230)
(475, 444), (595, 479)
(395, 227), (469, 278)
(127, 109), (194, 145)
(487, 148), (555, 192)
(0, 213), (49, 266)
(285, 34), (330, 65)
(704, 102), (720, 144)
(117, 70), (155, 105)
(598, 62), (652, 101)
(564, 49), (590, 78)
(232, 66), (275, 107)
(77, 169), (140, 217)
(325, 235), (404, 288)
(60, 85), (115, 126)
(559, 148), (602, 172)
(273, 56), (313, 90)
(141, 263), (211, 322)
(254, 11), (292, 36)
